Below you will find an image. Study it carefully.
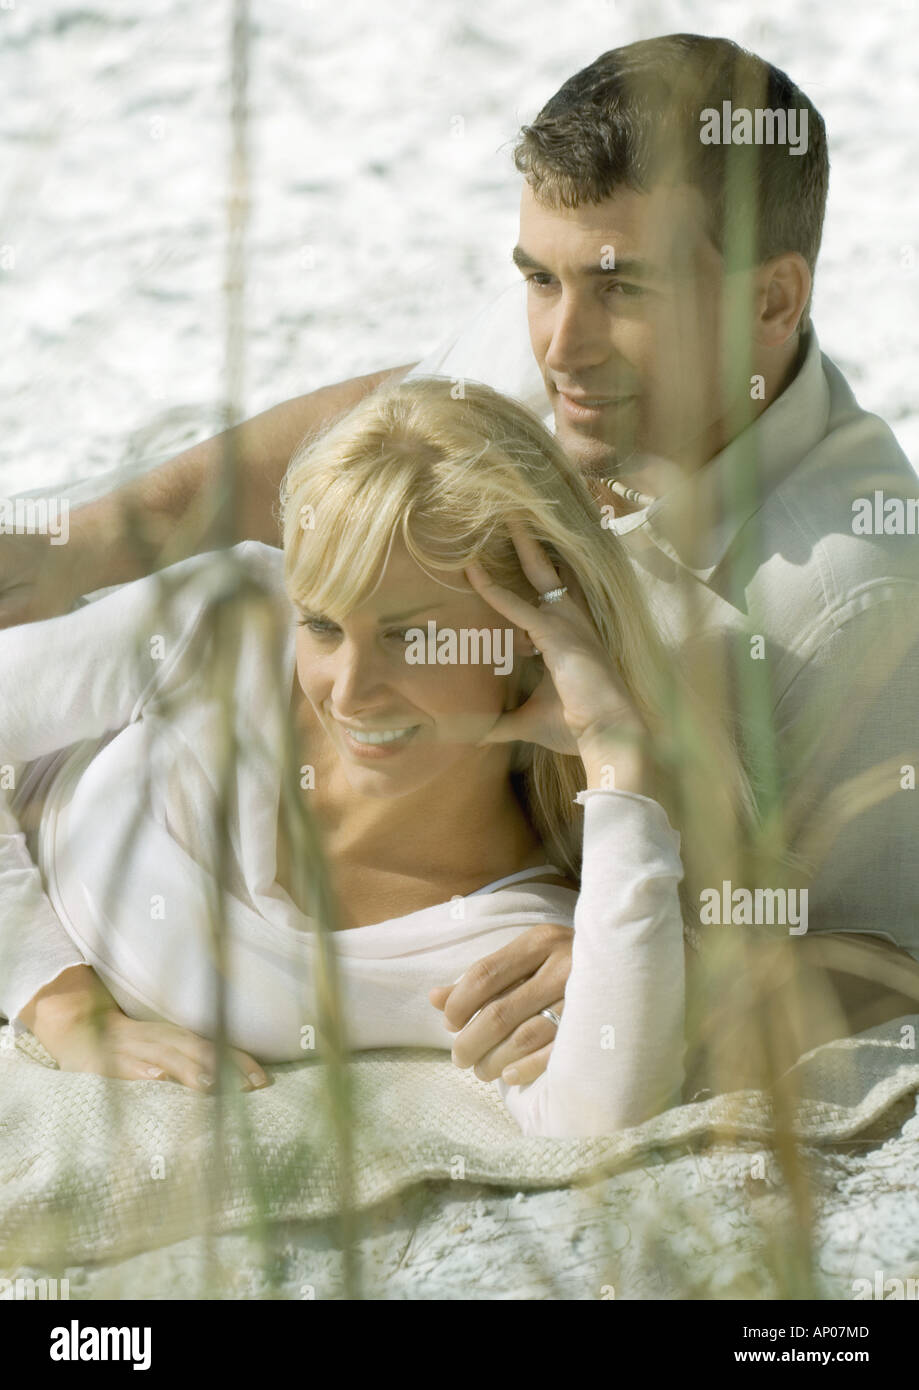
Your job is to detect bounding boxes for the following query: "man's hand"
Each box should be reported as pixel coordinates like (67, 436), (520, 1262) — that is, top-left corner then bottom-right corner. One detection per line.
(0, 364), (420, 632)
(429, 922), (573, 1085)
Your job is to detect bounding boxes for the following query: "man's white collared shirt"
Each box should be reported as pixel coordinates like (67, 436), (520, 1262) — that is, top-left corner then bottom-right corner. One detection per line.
(405, 282), (919, 958)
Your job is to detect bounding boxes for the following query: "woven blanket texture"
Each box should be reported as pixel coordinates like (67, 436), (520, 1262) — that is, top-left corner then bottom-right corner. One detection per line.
(2, 1014), (918, 1267)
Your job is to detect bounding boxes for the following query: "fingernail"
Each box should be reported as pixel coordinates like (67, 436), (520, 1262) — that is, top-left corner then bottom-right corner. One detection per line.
(503, 1067), (519, 1084)
(248, 1071), (265, 1087)
(145, 1065), (164, 1078)
(197, 1072), (214, 1088)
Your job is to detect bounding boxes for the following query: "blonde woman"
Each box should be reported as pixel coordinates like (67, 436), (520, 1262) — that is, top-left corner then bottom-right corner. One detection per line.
(1, 377), (739, 1137)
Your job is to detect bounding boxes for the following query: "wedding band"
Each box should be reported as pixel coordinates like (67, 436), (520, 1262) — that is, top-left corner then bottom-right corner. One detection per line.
(538, 587), (568, 604)
(539, 1008), (562, 1028)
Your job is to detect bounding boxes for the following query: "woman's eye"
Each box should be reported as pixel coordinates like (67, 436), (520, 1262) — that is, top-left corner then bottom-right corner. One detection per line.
(297, 615), (338, 635)
(296, 618), (414, 643)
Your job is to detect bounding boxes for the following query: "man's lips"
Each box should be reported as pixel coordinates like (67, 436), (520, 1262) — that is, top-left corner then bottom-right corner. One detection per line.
(555, 388), (635, 404)
(555, 389), (636, 422)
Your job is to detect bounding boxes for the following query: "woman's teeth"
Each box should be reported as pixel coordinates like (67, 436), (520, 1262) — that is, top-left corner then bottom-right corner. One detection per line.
(346, 726), (418, 745)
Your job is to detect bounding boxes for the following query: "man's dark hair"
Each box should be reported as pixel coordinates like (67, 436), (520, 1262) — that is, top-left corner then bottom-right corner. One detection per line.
(512, 34), (829, 328)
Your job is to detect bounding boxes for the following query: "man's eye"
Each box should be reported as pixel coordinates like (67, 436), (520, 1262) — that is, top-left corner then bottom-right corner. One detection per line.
(386, 629), (413, 643)
(526, 273), (646, 297)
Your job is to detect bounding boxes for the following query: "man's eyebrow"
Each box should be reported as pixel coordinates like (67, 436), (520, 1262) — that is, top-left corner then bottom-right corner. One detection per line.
(511, 245), (660, 279)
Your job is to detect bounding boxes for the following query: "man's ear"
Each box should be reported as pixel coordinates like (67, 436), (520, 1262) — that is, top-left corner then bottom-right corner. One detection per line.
(754, 252), (812, 346)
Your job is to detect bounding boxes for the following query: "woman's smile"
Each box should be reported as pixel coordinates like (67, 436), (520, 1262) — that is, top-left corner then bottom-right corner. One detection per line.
(333, 718), (423, 759)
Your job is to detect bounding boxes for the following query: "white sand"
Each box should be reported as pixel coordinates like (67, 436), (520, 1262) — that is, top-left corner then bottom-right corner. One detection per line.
(1, 0), (915, 498)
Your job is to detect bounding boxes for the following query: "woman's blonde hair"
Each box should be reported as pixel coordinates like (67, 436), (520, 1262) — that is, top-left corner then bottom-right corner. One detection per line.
(278, 374), (752, 902)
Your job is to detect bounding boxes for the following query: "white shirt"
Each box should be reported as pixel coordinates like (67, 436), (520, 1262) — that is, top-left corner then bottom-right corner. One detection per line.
(404, 282), (919, 959)
(0, 541), (686, 1137)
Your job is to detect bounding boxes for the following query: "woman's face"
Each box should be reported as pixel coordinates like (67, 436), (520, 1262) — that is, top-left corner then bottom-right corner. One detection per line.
(294, 537), (526, 798)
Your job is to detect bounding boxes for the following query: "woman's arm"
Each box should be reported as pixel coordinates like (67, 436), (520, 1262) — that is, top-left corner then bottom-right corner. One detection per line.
(17, 964), (120, 1048)
(462, 527), (686, 1136)
(0, 543), (263, 1031)
(495, 783), (686, 1136)
(0, 792), (91, 1030)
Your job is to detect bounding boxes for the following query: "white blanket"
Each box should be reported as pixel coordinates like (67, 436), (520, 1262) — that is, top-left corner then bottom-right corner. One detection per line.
(2, 1013), (918, 1276)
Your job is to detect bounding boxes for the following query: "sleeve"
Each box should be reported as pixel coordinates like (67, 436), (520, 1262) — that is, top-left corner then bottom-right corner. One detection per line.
(0, 541), (265, 1031)
(770, 591), (919, 959)
(496, 789), (686, 1137)
(402, 279), (551, 419)
(0, 791), (88, 1033)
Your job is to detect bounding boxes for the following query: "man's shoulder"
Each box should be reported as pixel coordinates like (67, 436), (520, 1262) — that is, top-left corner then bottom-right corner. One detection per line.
(748, 356), (919, 635)
(712, 361), (917, 707)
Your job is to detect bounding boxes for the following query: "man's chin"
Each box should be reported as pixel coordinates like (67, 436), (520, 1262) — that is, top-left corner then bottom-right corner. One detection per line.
(552, 423), (631, 484)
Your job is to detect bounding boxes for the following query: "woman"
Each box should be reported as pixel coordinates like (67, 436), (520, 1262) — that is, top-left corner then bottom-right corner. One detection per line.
(1, 377), (741, 1136)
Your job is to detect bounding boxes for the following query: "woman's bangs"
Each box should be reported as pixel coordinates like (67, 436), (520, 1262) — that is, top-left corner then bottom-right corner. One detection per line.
(285, 471), (408, 619)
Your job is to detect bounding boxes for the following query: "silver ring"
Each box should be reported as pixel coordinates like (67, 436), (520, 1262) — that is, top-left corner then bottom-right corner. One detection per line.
(538, 586), (568, 605)
(539, 1008), (562, 1028)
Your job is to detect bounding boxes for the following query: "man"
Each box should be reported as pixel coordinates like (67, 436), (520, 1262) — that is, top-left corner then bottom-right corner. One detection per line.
(5, 36), (919, 1094)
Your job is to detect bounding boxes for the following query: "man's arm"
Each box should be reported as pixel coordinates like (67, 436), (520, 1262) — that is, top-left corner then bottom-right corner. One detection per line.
(0, 362), (418, 628)
(433, 589), (919, 1089)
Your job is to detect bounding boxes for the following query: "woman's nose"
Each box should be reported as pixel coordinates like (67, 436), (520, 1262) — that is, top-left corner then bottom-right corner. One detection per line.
(330, 641), (389, 714)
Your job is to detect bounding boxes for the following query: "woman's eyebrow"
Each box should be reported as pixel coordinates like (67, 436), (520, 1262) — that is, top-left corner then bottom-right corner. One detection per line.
(377, 602), (449, 624)
(293, 601), (457, 623)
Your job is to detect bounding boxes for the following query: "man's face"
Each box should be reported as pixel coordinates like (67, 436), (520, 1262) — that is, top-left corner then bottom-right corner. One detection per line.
(516, 180), (745, 485)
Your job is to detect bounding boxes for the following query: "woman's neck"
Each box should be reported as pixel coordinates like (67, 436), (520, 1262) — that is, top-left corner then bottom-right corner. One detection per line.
(287, 676), (547, 896)
(323, 745), (542, 887)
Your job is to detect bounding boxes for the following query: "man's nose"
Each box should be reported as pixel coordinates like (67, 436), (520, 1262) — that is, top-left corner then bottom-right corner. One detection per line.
(543, 291), (610, 376)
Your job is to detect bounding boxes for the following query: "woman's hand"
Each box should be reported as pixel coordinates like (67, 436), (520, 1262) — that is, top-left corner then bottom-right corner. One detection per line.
(21, 966), (269, 1092)
(65, 1015), (271, 1092)
(47, 1011), (271, 1092)
(465, 525), (651, 790)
